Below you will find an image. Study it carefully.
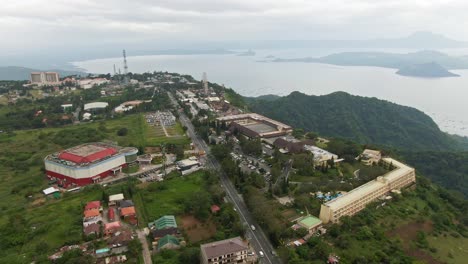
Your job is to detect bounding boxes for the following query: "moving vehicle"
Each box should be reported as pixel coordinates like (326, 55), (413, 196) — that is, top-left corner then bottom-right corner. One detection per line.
(259, 251), (264, 258)
(251, 225), (256, 231)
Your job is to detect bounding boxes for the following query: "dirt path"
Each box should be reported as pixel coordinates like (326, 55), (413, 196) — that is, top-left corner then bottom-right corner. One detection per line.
(136, 229), (152, 264)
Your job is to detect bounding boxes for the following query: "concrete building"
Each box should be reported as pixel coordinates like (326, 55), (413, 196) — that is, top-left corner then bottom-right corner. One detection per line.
(359, 149), (382, 165)
(217, 113), (293, 139)
(200, 237), (251, 264)
(303, 145), (338, 165)
(292, 215), (323, 234)
(30, 72), (60, 86)
(319, 158), (416, 224)
(176, 157), (200, 171)
(78, 78), (109, 89)
(44, 143), (138, 187)
(84, 102), (109, 111)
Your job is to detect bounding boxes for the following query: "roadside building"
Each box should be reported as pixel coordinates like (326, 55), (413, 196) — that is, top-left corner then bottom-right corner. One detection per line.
(319, 158), (416, 224)
(44, 143), (138, 187)
(218, 113), (293, 139)
(200, 236), (251, 264)
(292, 215), (322, 234)
(176, 158), (200, 171)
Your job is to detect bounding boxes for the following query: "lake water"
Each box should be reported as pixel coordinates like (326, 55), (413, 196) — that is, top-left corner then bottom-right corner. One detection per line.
(73, 48), (468, 137)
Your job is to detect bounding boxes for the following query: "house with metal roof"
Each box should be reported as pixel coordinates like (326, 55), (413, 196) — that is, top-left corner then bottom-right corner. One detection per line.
(157, 235), (181, 251)
(148, 215), (177, 230)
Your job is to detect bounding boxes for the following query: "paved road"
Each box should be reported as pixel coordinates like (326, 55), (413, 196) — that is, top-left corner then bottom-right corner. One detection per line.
(169, 93), (281, 264)
(137, 229), (152, 264)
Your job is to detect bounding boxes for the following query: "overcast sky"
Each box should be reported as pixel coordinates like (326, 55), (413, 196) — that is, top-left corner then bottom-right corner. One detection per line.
(2, 0), (468, 57)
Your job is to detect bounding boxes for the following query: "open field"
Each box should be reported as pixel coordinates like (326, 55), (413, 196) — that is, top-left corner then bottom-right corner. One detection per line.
(428, 234), (468, 264)
(142, 117), (189, 146)
(135, 171), (205, 225)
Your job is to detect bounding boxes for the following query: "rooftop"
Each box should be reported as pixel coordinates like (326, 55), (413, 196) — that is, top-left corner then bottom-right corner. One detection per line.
(120, 206), (136, 216)
(201, 237), (248, 259)
(109, 193), (125, 202)
(84, 209), (100, 218)
(244, 122), (277, 134)
(149, 215), (177, 230)
(298, 215), (322, 229)
(324, 158), (414, 210)
(85, 201), (101, 210)
(158, 235), (180, 249)
(105, 221), (122, 230)
(45, 143), (138, 168)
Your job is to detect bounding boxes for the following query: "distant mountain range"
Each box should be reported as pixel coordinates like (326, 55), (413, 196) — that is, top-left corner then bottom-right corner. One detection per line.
(396, 62), (459, 78)
(234, 31), (468, 50)
(273, 50), (468, 77)
(248, 91), (466, 151)
(0, 66), (87, 81)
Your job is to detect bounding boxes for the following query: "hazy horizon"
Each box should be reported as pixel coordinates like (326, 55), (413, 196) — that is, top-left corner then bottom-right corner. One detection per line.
(3, 1), (468, 68)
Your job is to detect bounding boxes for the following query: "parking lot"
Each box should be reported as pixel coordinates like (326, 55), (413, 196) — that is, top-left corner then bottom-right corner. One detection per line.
(230, 148), (273, 183)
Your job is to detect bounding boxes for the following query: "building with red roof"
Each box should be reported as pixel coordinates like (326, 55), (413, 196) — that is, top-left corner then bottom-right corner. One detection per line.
(105, 221), (122, 235)
(211, 204), (220, 214)
(120, 206), (136, 217)
(84, 209), (100, 219)
(85, 201), (101, 211)
(44, 142), (138, 187)
(108, 208), (116, 221)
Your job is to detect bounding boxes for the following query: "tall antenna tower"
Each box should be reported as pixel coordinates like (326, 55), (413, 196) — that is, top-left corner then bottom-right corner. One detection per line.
(202, 72), (208, 95)
(122, 49), (129, 84)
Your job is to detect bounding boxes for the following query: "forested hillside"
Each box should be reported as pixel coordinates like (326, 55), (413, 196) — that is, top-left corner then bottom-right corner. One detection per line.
(249, 91), (459, 151)
(402, 151), (468, 198)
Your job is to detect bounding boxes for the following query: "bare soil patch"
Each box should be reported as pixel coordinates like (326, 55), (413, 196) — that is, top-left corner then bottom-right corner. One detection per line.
(387, 221), (442, 264)
(180, 215), (216, 243)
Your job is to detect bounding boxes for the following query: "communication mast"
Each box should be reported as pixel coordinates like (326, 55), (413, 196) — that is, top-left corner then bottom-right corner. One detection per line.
(122, 49), (129, 84)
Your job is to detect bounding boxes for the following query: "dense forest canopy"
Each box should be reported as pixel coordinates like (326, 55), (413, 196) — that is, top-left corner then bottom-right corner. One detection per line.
(249, 91), (463, 151)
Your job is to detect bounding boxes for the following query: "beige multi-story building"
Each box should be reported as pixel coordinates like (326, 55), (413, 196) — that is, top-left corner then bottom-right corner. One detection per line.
(30, 72), (60, 85)
(200, 237), (251, 264)
(319, 158), (416, 224)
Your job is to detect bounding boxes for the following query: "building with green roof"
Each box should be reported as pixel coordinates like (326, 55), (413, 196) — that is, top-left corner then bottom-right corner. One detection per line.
(148, 215), (177, 230)
(297, 215), (322, 234)
(157, 235), (180, 251)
